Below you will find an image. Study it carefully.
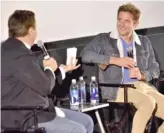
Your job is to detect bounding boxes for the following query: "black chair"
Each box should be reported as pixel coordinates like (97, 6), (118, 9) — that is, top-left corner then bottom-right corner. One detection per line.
(148, 77), (164, 133)
(98, 83), (136, 133)
(99, 83), (156, 133)
(1, 106), (47, 133)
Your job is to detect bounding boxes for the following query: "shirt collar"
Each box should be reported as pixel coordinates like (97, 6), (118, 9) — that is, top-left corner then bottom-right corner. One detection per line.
(23, 41), (31, 50)
(110, 28), (141, 45)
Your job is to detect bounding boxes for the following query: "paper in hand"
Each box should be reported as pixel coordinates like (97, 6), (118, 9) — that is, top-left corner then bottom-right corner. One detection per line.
(66, 47), (77, 65)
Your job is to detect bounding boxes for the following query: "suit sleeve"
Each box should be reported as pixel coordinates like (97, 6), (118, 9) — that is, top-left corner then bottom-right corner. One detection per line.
(44, 67), (63, 85)
(54, 68), (63, 85)
(37, 54), (64, 84)
(13, 55), (55, 96)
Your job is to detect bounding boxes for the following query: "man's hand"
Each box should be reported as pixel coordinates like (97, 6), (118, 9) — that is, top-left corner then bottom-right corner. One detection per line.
(60, 57), (81, 73)
(110, 57), (136, 68)
(129, 67), (143, 80)
(43, 57), (58, 71)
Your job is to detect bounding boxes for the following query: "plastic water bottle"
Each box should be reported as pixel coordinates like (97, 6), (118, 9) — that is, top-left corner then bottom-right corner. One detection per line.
(70, 79), (79, 110)
(79, 76), (86, 105)
(90, 76), (99, 105)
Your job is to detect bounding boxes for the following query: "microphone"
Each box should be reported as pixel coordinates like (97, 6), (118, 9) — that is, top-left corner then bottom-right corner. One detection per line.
(127, 47), (137, 67)
(37, 40), (50, 60)
(127, 47), (133, 58)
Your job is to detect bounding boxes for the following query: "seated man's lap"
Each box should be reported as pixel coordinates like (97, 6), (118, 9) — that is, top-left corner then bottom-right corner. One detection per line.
(59, 107), (93, 129)
(115, 82), (156, 110)
(38, 108), (94, 133)
(38, 116), (86, 133)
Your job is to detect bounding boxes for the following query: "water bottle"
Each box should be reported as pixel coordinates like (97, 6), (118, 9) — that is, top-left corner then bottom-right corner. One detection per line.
(70, 79), (79, 110)
(79, 76), (86, 105)
(90, 76), (99, 105)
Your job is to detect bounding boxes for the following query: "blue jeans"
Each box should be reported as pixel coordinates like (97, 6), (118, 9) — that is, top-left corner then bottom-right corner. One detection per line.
(38, 107), (94, 133)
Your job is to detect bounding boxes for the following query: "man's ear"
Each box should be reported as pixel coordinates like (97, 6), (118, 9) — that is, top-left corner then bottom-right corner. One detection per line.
(28, 27), (34, 36)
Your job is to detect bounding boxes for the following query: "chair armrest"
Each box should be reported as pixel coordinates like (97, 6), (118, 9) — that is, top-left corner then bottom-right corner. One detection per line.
(1, 105), (47, 133)
(158, 77), (164, 81)
(99, 83), (136, 103)
(99, 83), (136, 89)
(56, 96), (69, 102)
(1, 105), (47, 111)
(157, 78), (164, 94)
(1, 127), (46, 133)
(150, 78), (164, 92)
(56, 95), (69, 106)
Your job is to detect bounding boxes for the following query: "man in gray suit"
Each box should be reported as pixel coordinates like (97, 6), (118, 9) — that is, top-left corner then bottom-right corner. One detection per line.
(81, 3), (164, 133)
(1, 10), (93, 133)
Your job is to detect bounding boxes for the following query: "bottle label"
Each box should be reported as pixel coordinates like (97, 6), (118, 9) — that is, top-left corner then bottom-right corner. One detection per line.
(80, 86), (86, 97)
(70, 89), (79, 105)
(91, 87), (98, 100)
(79, 86), (86, 104)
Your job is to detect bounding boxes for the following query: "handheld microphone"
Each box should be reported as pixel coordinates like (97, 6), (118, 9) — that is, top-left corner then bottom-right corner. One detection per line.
(127, 47), (137, 67)
(37, 40), (50, 60)
(127, 47), (133, 58)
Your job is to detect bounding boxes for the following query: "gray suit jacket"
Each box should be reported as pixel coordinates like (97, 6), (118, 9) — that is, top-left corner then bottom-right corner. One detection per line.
(1, 38), (57, 129)
(81, 32), (160, 100)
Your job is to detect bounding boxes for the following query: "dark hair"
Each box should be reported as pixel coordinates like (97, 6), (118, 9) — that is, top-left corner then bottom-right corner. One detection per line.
(118, 3), (141, 22)
(8, 10), (35, 37)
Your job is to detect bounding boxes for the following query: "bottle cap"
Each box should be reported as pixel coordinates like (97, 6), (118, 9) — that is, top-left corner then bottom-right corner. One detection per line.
(91, 76), (96, 81)
(72, 79), (76, 84)
(79, 76), (83, 81)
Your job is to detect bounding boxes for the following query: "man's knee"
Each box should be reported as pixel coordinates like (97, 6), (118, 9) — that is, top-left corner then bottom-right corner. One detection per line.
(86, 114), (94, 128)
(78, 113), (94, 133)
(138, 95), (156, 114)
(73, 124), (86, 133)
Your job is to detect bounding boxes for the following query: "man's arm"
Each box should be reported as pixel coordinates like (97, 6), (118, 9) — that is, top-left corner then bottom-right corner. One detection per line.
(54, 68), (63, 85)
(44, 57), (80, 85)
(80, 34), (135, 70)
(140, 37), (160, 81)
(14, 56), (56, 96)
(80, 34), (111, 66)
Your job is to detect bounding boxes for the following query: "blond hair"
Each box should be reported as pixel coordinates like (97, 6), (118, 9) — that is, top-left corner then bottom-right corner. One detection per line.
(118, 3), (141, 22)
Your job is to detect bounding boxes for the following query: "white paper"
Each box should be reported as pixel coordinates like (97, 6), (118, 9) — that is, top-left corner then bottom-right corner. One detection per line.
(66, 47), (77, 65)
